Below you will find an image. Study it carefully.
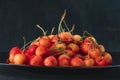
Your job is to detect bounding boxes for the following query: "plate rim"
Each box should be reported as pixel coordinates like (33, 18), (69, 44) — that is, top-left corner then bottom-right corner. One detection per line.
(0, 62), (120, 69)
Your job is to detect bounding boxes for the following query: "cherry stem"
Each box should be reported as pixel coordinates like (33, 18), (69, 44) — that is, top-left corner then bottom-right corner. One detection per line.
(21, 40), (33, 50)
(70, 24), (75, 33)
(60, 25), (65, 32)
(36, 24), (46, 36)
(85, 31), (94, 36)
(22, 36), (26, 50)
(58, 9), (66, 34)
(83, 30), (93, 39)
(50, 27), (55, 35)
(21, 36), (27, 53)
(21, 36), (41, 50)
(63, 20), (70, 32)
(57, 9), (67, 42)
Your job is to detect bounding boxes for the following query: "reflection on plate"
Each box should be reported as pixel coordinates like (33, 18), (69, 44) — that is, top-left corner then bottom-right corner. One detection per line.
(0, 62), (120, 74)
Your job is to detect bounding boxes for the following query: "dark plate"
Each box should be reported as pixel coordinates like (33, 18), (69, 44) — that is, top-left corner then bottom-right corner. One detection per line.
(0, 52), (120, 74)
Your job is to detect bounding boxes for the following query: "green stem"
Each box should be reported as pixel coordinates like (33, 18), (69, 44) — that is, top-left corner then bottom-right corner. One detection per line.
(50, 27), (55, 35)
(63, 20), (70, 32)
(85, 31), (94, 37)
(70, 24), (75, 33)
(21, 36), (40, 50)
(22, 36), (26, 50)
(36, 24), (46, 36)
(60, 25), (65, 32)
(58, 9), (66, 34)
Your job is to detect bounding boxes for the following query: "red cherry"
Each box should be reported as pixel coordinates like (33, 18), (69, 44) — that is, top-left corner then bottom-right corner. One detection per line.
(59, 32), (73, 42)
(71, 57), (85, 67)
(35, 46), (49, 58)
(39, 36), (52, 48)
(29, 55), (43, 66)
(44, 56), (58, 67)
(27, 45), (37, 56)
(95, 56), (109, 66)
(8, 46), (21, 63)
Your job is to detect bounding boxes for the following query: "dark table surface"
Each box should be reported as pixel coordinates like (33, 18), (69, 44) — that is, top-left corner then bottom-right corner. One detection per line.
(0, 52), (120, 80)
(0, 67), (120, 80)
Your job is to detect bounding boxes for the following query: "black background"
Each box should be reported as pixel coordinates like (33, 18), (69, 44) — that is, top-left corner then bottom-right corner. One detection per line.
(0, 0), (120, 80)
(0, 0), (120, 52)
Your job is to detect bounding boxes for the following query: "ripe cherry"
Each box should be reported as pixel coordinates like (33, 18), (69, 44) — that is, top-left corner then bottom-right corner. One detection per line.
(84, 58), (95, 67)
(44, 56), (58, 67)
(29, 55), (43, 66)
(70, 57), (85, 67)
(9, 46), (21, 63)
(35, 46), (49, 58)
(14, 53), (27, 65)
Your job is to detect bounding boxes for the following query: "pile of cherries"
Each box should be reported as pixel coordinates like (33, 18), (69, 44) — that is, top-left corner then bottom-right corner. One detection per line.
(7, 11), (112, 67)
